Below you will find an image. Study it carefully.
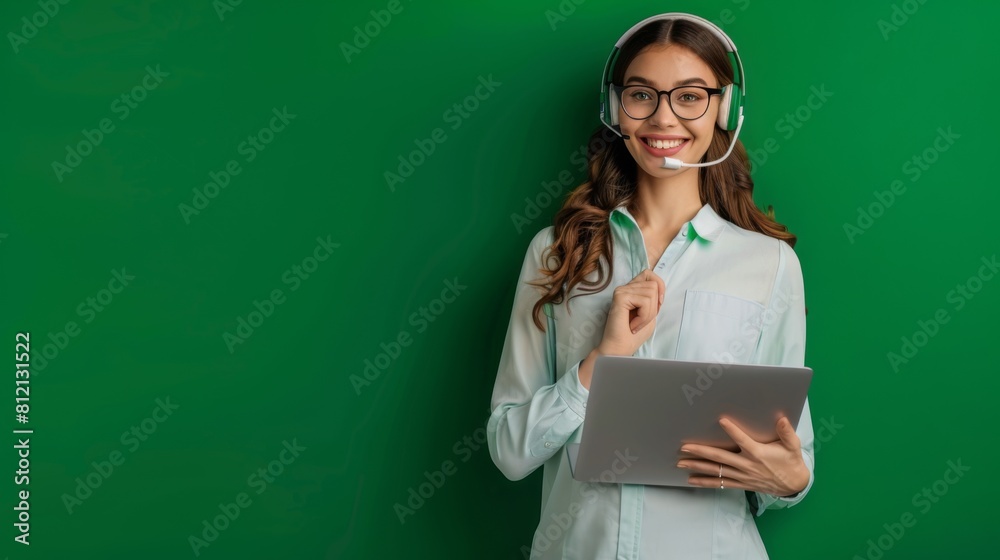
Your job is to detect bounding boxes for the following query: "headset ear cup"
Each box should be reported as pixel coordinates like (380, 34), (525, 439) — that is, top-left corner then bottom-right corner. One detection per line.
(608, 86), (620, 127)
(727, 84), (743, 131)
(716, 85), (732, 130)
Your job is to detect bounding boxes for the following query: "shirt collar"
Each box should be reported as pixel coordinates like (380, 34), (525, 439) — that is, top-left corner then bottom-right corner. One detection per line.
(610, 202), (725, 242)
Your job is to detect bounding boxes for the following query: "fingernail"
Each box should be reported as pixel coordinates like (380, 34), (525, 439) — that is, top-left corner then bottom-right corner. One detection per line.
(659, 293), (664, 305)
(680, 447), (690, 453)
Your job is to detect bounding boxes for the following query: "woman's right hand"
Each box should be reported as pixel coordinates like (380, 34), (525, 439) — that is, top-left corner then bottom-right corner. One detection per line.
(577, 268), (665, 390)
(597, 268), (665, 357)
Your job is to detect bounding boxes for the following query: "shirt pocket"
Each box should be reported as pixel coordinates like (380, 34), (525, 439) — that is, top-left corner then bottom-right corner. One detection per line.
(674, 290), (764, 364)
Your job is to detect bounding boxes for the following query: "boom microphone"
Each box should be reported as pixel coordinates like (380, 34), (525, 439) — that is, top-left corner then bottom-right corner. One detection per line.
(659, 114), (744, 170)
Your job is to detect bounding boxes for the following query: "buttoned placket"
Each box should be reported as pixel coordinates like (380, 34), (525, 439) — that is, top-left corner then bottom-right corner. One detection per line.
(609, 208), (696, 560)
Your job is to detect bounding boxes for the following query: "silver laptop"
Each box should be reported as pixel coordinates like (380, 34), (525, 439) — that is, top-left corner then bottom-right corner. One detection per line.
(566, 355), (812, 487)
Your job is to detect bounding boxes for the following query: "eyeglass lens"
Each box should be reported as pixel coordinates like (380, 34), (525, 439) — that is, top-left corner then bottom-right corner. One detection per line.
(620, 86), (713, 120)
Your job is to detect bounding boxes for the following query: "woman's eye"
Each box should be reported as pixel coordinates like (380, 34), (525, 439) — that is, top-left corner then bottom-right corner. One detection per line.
(678, 93), (701, 103)
(631, 92), (651, 101)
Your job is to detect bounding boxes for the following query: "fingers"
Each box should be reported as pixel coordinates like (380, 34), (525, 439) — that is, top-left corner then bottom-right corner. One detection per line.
(623, 269), (662, 333)
(681, 423), (808, 495)
(686, 474), (751, 491)
(719, 416), (756, 448)
(627, 287), (659, 333)
(776, 416), (801, 449)
(680, 454), (771, 493)
(680, 443), (752, 474)
(632, 269), (665, 305)
(676, 458), (731, 477)
(646, 268), (665, 306)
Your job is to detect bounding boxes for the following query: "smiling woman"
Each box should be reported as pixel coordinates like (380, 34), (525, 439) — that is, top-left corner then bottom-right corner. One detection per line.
(487, 12), (815, 560)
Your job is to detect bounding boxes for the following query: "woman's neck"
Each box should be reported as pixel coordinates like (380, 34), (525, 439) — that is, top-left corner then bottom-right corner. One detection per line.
(630, 169), (703, 236)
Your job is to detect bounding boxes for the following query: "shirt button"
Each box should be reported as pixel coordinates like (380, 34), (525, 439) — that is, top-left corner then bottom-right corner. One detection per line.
(681, 228), (688, 237)
(544, 442), (552, 448)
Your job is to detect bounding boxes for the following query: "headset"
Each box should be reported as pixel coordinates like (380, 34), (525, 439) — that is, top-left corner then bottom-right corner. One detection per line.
(598, 13), (746, 170)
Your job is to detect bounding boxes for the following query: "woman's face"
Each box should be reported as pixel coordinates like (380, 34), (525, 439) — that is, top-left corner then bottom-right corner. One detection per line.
(618, 43), (722, 176)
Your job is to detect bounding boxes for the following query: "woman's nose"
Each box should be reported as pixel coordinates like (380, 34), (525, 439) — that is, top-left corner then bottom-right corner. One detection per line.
(648, 93), (679, 127)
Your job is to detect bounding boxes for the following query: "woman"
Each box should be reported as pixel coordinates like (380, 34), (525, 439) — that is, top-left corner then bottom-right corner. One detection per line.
(486, 12), (815, 560)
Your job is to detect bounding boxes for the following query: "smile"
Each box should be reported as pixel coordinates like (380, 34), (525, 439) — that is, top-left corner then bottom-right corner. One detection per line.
(644, 138), (686, 149)
(640, 136), (689, 156)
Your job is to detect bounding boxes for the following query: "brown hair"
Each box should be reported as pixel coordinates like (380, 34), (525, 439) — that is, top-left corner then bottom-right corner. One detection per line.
(528, 17), (797, 332)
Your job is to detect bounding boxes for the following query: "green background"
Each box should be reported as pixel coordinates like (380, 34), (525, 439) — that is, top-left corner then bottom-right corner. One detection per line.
(1, 0), (996, 558)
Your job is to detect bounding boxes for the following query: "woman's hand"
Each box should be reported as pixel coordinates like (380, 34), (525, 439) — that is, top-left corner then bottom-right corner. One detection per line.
(577, 269), (664, 390)
(676, 416), (810, 497)
(597, 268), (665, 357)
(578, 268), (666, 391)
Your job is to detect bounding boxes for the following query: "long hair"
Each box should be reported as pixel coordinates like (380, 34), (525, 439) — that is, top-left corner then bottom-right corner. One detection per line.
(528, 17), (797, 332)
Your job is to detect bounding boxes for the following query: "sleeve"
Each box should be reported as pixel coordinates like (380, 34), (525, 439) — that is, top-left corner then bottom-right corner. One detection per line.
(486, 227), (591, 481)
(746, 239), (815, 517)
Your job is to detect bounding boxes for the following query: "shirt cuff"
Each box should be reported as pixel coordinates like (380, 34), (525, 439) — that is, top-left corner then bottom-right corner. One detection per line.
(554, 359), (589, 419)
(748, 457), (814, 516)
(776, 466), (813, 506)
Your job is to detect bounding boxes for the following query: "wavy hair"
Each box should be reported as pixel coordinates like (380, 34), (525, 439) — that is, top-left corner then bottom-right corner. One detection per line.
(528, 17), (797, 332)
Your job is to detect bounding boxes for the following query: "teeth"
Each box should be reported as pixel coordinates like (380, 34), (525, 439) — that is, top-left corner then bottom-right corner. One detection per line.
(644, 138), (685, 149)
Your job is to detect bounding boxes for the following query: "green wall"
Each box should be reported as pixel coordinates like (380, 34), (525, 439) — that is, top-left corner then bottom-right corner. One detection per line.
(1, 0), (996, 558)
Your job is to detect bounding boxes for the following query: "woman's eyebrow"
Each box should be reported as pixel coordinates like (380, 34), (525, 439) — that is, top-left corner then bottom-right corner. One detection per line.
(624, 75), (709, 87)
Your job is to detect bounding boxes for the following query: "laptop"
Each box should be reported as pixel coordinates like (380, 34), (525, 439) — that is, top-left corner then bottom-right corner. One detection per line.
(566, 355), (812, 487)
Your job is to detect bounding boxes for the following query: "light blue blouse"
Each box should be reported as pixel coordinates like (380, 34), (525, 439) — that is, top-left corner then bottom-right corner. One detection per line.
(487, 202), (815, 559)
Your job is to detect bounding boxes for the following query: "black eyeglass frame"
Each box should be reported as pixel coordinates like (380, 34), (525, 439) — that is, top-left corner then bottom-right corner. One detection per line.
(612, 83), (724, 121)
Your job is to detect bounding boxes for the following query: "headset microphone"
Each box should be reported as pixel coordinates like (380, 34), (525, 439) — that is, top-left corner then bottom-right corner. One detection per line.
(659, 113), (744, 170)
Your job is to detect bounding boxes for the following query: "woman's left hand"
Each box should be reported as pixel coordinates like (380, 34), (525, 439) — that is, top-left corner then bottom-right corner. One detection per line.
(676, 416), (809, 497)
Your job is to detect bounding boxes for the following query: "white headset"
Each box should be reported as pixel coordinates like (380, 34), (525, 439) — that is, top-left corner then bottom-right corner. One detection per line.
(598, 13), (747, 169)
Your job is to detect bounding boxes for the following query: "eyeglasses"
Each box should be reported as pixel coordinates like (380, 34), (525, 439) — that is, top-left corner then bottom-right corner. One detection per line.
(612, 84), (724, 121)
